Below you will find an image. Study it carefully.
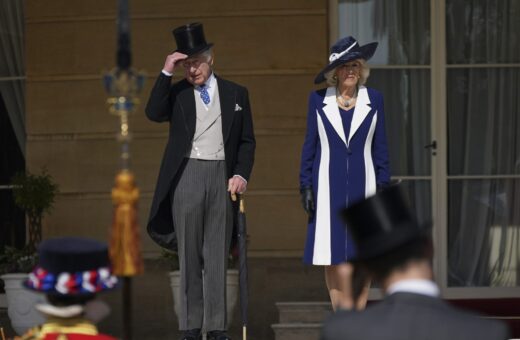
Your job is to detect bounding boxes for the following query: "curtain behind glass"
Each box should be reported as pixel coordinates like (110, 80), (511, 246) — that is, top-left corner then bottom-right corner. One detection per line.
(447, 0), (520, 64)
(446, 0), (520, 287)
(0, 0), (25, 156)
(448, 69), (520, 176)
(370, 70), (430, 177)
(370, 69), (431, 224)
(339, 0), (430, 65)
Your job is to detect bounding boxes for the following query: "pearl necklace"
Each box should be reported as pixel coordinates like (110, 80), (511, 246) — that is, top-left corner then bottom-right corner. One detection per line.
(336, 88), (357, 108)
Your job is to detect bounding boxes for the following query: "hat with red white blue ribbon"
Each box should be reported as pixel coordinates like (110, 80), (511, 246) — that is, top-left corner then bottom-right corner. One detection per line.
(24, 237), (118, 295)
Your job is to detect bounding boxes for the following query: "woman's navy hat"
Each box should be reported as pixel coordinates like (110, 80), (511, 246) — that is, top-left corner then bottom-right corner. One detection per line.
(314, 36), (378, 84)
(24, 237), (118, 295)
(173, 22), (213, 57)
(341, 185), (431, 261)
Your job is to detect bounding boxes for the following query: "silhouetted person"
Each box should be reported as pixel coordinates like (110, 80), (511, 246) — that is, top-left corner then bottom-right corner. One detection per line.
(321, 185), (510, 340)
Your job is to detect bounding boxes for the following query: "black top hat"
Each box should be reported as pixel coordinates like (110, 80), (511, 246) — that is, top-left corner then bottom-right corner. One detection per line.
(172, 22), (213, 57)
(341, 185), (431, 261)
(24, 237), (118, 295)
(314, 36), (378, 84)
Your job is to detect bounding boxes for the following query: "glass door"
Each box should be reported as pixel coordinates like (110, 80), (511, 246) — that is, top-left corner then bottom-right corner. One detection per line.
(443, 0), (520, 297)
(334, 0), (520, 297)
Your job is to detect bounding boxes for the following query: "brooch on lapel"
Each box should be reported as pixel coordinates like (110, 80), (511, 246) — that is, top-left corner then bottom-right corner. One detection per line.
(234, 104), (242, 111)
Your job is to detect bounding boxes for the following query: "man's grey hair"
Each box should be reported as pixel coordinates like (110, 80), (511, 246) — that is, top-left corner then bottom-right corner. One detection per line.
(199, 48), (213, 62)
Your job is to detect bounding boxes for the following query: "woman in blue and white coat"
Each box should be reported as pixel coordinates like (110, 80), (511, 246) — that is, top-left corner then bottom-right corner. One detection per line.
(299, 36), (390, 310)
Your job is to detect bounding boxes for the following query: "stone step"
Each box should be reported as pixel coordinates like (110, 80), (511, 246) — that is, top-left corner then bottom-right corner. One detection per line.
(275, 302), (332, 323)
(271, 323), (322, 340)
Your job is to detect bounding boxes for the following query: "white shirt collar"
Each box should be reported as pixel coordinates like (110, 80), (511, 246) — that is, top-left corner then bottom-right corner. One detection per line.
(197, 72), (216, 91)
(386, 279), (440, 297)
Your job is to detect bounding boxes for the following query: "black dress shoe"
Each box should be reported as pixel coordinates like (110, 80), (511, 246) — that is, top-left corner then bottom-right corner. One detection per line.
(180, 328), (202, 340)
(207, 330), (231, 340)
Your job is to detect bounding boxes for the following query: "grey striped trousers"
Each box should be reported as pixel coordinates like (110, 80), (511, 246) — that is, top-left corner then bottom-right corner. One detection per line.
(171, 158), (233, 331)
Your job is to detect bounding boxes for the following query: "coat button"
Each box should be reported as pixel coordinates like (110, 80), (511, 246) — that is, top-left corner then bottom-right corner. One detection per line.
(347, 148), (352, 155)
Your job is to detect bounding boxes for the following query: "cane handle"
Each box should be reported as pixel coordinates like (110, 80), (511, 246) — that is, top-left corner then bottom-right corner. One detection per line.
(239, 196), (245, 213)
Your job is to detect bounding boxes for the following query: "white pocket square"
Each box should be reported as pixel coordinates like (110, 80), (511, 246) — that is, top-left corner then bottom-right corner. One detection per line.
(234, 104), (242, 111)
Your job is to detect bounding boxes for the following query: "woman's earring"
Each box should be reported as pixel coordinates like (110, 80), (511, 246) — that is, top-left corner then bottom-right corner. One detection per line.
(333, 75), (337, 80)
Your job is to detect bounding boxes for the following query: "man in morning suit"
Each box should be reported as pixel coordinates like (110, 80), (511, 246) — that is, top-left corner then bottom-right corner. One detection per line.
(145, 23), (255, 340)
(321, 185), (510, 340)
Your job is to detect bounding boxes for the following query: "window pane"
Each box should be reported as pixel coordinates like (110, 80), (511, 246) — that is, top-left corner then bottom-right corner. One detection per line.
(448, 179), (520, 287)
(400, 179), (432, 226)
(446, 0), (520, 64)
(338, 0), (430, 65)
(370, 69), (431, 176)
(0, 0), (25, 77)
(447, 68), (520, 175)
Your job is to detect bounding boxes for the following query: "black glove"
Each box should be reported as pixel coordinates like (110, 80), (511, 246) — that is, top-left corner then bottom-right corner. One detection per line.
(300, 186), (315, 218)
(377, 179), (401, 192)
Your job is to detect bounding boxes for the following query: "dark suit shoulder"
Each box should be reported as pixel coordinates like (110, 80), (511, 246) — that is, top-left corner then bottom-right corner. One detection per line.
(312, 87), (328, 98)
(171, 78), (193, 92)
(307, 88), (327, 107)
(321, 309), (366, 340)
(365, 86), (383, 102)
(387, 294), (511, 339)
(438, 303), (510, 339)
(215, 75), (248, 93)
(322, 294), (510, 340)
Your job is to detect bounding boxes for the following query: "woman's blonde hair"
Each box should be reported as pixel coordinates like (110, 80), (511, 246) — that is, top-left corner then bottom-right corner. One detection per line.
(324, 59), (370, 87)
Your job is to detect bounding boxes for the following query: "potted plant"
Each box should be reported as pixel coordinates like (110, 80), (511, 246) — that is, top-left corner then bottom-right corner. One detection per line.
(10, 168), (59, 251)
(0, 246), (46, 335)
(0, 168), (59, 334)
(160, 248), (239, 328)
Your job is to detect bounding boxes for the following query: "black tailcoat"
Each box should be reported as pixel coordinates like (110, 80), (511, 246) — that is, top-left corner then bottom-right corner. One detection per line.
(145, 73), (255, 249)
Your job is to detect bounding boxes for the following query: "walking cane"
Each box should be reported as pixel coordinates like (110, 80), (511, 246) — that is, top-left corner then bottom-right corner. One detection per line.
(231, 193), (249, 340)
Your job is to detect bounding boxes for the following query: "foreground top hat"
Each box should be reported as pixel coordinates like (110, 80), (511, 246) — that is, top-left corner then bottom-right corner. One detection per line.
(341, 185), (431, 261)
(24, 237), (118, 295)
(172, 22), (213, 57)
(314, 36), (378, 84)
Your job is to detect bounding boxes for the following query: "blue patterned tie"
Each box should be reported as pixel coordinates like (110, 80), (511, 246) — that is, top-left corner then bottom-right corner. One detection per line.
(199, 84), (210, 105)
